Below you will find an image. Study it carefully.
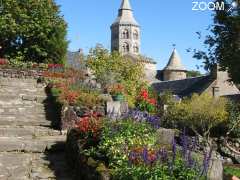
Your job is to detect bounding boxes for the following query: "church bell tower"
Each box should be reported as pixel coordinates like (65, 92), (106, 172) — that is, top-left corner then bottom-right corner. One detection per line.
(111, 0), (141, 55)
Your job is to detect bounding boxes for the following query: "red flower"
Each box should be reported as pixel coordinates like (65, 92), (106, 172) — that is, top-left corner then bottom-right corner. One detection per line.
(148, 98), (157, 105)
(140, 89), (148, 99)
(0, 59), (8, 65)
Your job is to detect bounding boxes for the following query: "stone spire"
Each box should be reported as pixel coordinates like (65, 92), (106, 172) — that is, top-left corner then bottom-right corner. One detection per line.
(120, 0), (132, 10)
(111, 0), (140, 54)
(163, 49), (187, 81)
(113, 0), (139, 26)
(164, 49), (186, 71)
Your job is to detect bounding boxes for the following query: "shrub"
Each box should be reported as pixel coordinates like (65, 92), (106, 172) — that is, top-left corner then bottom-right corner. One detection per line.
(85, 119), (210, 180)
(224, 165), (240, 178)
(87, 45), (145, 107)
(75, 112), (103, 140)
(225, 101), (240, 138)
(136, 88), (157, 113)
(164, 93), (228, 143)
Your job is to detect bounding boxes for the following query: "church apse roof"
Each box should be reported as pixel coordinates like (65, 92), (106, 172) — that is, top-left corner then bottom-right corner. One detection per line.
(164, 49), (187, 71)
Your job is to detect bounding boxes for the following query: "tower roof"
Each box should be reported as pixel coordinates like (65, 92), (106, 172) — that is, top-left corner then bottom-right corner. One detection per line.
(164, 49), (186, 71)
(120, 0), (132, 10)
(112, 0), (139, 27)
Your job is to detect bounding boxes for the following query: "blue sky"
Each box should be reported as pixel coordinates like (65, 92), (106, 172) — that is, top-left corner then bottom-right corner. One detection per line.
(55, 0), (214, 72)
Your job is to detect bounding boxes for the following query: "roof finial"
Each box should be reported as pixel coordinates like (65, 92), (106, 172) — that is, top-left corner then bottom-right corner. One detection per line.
(172, 44), (176, 50)
(120, 0), (132, 10)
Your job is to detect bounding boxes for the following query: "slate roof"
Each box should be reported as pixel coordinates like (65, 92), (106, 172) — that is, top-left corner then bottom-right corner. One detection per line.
(152, 75), (213, 97)
(164, 49), (186, 71)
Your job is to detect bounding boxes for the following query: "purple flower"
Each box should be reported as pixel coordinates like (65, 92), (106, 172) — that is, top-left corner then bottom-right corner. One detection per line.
(180, 127), (188, 160)
(158, 148), (168, 163)
(142, 147), (149, 164)
(187, 150), (194, 168)
(201, 147), (213, 176)
(123, 109), (161, 129)
(172, 138), (177, 164)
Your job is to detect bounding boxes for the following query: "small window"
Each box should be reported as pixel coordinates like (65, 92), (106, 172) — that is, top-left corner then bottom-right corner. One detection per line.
(133, 30), (138, 40)
(133, 45), (139, 53)
(123, 43), (129, 53)
(122, 29), (129, 39)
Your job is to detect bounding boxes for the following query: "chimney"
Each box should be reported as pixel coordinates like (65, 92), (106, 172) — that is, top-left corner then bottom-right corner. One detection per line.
(210, 63), (219, 80)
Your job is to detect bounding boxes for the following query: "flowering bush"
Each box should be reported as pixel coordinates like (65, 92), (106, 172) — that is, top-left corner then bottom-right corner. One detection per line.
(42, 71), (65, 78)
(123, 109), (161, 129)
(136, 88), (157, 113)
(108, 83), (125, 96)
(0, 59), (8, 65)
(48, 64), (64, 69)
(83, 118), (212, 180)
(115, 128), (212, 179)
(75, 112), (103, 139)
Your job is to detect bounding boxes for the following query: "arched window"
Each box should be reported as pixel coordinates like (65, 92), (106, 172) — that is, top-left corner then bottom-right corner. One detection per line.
(122, 43), (129, 53)
(133, 45), (139, 53)
(133, 30), (138, 40)
(122, 29), (129, 39)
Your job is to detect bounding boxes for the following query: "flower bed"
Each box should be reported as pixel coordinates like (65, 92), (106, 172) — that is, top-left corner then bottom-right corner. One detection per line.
(66, 116), (218, 179)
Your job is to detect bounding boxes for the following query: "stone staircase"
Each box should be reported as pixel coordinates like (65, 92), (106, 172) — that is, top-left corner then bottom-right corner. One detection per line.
(0, 77), (72, 180)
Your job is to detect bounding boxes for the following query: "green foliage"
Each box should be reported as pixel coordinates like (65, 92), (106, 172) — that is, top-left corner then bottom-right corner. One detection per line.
(193, 0), (240, 83)
(164, 93), (228, 141)
(224, 165), (240, 177)
(98, 119), (156, 169)
(226, 101), (240, 138)
(85, 119), (204, 180)
(0, 0), (68, 64)
(87, 44), (145, 107)
(186, 70), (202, 78)
(114, 157), (200, 180)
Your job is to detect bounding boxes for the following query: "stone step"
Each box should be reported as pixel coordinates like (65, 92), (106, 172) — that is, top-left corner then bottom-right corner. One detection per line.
(0, 152), (73, 180)
(0, 126), (61, 137)
(0, 114), (46, 119)
(0, 108), (51, 115)
(0, 95), (47, 102)
(0, 100), (41, 106)
(0, 136), (66, 153)
(0, 118), (53, 127)
(0, 77), (38, 83)
(0, 103), (46, 109)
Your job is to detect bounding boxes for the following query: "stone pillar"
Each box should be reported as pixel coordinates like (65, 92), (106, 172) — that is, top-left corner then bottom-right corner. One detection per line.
(208, 155), (223, 180)
(106, 101), (128, 119)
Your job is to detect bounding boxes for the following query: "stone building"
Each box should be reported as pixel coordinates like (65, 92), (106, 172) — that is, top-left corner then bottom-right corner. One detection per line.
(111, 0), (140, 55)
(66, 0), (240, 99)
(152, 64), (240, 98)
(111, 0), (157, 82)
(111, 0), (240, 99)
(163, 48), (187, 81)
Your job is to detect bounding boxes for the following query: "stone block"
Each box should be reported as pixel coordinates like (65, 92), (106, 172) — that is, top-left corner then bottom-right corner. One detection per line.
(107, 101), (128, 119)
(156, 128), (175, 146)
(208, 157), (223, 180)
(22, 95), (36, 101)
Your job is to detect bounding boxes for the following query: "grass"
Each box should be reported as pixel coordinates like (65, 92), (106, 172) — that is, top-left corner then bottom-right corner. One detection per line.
(224, 165), (240, 178)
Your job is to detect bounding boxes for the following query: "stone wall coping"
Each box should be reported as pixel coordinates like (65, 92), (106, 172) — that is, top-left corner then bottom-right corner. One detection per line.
(0, 68), (44, 79)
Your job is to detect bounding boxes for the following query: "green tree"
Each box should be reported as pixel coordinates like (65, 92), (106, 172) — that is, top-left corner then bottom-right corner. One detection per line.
(0, 0), (68, 64)
(186, 70), (202, 78)
(194, 0), (240, 83)
(87, 44), (145, 107)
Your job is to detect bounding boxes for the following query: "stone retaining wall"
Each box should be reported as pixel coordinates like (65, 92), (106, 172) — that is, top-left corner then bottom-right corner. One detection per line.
(66, 129), (110, 180)
(0, 68), (43, 79)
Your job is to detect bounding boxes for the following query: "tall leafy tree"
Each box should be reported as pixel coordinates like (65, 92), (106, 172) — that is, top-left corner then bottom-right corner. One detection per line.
(194, 0), (240, 83)
(0, 0), (68, 64)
